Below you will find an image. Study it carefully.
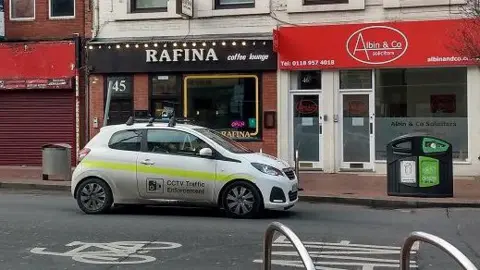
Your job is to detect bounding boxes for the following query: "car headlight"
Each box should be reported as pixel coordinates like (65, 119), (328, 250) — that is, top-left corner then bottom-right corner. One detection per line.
(251, 162), (283, 176)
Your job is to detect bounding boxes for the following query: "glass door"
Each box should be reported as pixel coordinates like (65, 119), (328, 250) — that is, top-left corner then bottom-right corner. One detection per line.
(291, 93), (323, 169)
(340, 92), (374, 169)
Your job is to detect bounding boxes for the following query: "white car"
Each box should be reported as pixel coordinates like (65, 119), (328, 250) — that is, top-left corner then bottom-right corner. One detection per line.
(71, 117), (298, 218)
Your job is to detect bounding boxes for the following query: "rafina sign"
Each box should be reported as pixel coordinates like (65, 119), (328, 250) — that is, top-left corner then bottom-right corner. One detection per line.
(87, 40), (277, 73)
(277, 19), (477, 69)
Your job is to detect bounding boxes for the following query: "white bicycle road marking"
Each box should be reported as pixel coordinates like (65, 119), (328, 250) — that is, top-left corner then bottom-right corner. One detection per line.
(30, 240), (182, 264)
(253, 235), (420, 270)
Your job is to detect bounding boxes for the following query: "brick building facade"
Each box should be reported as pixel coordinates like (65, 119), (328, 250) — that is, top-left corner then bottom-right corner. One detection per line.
(0, 0), (91, 166)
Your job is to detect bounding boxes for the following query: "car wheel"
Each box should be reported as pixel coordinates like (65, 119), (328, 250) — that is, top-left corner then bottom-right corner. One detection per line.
(222, 181), (262, 219)
(76, 178), (113, 214)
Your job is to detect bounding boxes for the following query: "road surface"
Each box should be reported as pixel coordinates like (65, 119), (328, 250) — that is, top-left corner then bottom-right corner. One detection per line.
(0, 189), (479, 270)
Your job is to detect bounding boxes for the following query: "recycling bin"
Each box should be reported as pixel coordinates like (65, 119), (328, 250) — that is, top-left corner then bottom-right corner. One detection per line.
(42, 143), (72, 181)
(386, 133), (453, 197)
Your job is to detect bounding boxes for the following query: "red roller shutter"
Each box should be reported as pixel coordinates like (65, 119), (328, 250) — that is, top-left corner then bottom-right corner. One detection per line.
(0, 89), (75, 166)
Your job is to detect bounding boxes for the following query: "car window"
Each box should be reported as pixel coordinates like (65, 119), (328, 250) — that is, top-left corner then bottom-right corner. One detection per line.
(194, 128), (253, 154)
(147, 129), (210, 157)
(108, 130), (142, 151)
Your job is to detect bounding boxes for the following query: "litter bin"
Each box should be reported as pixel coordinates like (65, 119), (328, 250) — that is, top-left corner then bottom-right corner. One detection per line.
(386, 133), (453, 197)
(42, 143), (72, 181)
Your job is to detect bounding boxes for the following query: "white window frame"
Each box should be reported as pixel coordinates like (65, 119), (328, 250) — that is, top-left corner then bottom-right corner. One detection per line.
(114, 0), (178, 20)
(383, 0), (465, 8)
(48, 0), (76, 20)
(196, 0), (269, 18)
(9, 0), (36, 21)
(287, 0), (365, 13)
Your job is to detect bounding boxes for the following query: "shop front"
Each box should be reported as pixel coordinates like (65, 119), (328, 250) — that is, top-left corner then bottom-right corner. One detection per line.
(86, 39), (278, 154)
(0, 41), (77, 166)
(275, 19), (479, 176)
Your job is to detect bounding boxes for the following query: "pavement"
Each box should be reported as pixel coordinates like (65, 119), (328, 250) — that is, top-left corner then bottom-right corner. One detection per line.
(1, 189), (480, 269)
(1, 165), (480, 208)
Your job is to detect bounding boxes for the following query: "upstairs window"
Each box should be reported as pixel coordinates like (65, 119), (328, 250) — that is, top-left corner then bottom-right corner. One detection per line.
(215, 0), (255, 9)
(10, 0), (35, 20)
(304, 0), (349, 4)
(49, 0), (75, 18)
(131, 0), (168, 13)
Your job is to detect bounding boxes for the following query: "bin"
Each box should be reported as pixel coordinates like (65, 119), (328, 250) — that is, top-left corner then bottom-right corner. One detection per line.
(42, 143), (72, 181)
(386, 133), (453, 197)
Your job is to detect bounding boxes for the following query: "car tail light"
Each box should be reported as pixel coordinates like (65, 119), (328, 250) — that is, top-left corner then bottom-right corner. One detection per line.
(78, 148), (91, 163)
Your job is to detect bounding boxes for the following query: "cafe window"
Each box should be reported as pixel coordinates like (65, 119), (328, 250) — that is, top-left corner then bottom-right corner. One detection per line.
(150, 74), (182, 118)
(375, 67), (468, 161)
(184, 75), (260, 141)
(105, 76), (134, 126)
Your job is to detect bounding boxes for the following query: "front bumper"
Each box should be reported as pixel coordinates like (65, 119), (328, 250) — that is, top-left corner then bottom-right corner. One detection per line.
(258, 176), (299, 211)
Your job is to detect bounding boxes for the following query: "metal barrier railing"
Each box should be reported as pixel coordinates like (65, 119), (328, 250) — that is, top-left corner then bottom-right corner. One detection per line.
(400, 231), (478, 270)
(263, 222), (315, 270)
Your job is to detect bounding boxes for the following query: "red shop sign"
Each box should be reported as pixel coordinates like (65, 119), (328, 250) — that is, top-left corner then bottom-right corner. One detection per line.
(277, 19), (479, 70)
(0, 41), (76, 79)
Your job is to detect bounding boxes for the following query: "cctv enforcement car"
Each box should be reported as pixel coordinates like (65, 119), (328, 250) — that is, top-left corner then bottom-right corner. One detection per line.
(71, 117), (298, 218)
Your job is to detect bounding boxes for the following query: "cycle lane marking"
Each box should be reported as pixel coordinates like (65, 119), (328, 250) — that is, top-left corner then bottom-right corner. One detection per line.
(30, 240), (182, 265)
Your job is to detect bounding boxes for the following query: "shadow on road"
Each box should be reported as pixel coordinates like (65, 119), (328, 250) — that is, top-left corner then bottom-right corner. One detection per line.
(105, 204), (298, 220)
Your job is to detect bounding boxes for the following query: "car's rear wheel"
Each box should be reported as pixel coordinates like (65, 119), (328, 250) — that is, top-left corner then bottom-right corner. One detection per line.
(76, 178), (113, 214)
(222, 181), (262, 219)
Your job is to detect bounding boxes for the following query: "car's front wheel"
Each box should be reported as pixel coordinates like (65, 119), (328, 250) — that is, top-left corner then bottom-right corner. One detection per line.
(76, 178), (113, 214)
(222, 181), (263, 219)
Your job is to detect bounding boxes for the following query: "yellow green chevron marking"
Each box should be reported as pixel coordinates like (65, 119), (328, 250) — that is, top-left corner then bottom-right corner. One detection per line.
(81, 160), (253, 182)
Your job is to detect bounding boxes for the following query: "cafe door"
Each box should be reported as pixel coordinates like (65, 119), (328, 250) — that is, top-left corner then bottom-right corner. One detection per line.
(339, 91), (374, 170)
(291, 93), (323, 169)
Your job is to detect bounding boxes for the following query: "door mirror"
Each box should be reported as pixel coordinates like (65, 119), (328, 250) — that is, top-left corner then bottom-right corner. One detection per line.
(199, 147), (213, 157)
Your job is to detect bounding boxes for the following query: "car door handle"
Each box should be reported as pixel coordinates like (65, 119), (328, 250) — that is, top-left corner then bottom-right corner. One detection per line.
(140, 159), (155, 166)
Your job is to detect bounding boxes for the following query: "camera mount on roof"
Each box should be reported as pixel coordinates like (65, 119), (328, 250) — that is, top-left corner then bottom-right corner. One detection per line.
(125, 110), (195, 127)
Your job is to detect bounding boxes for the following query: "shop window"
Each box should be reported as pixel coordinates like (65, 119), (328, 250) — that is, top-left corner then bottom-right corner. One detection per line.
(49, 0), (75, 18)
(184, 75), (260, 141)
(150, 74), (182, 118)
(10, 0), (35, 19)
(304, 0), (349, 5)
(105, 76), (134, 126)
(374, 67), (468, 161)
(215, 0), (255, 9)
(340, 70), (372, 89)
(131, 0), (167, 13)
(290, 71), (322, 90)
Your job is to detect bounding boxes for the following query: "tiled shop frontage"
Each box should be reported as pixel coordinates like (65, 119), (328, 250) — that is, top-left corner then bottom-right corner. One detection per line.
(275, 18), (480, 176)
(86, 39), (278, 154)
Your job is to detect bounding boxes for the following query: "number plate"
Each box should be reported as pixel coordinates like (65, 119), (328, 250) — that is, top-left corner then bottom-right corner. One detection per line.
(292, 183), (298, 192)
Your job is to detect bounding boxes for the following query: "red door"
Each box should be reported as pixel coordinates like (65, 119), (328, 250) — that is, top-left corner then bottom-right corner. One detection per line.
(0, 89), (75, 166)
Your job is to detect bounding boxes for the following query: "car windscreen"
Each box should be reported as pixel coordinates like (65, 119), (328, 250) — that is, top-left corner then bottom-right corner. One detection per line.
(194, 128), (253, 154)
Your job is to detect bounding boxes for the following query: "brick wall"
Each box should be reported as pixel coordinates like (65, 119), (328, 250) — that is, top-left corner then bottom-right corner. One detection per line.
(88, 75), (104, 139)
(5, 0), (88, 40)
(87, 72), (278, 156)
(134, 74), (149, 110)
(239, 72), (277, 156)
